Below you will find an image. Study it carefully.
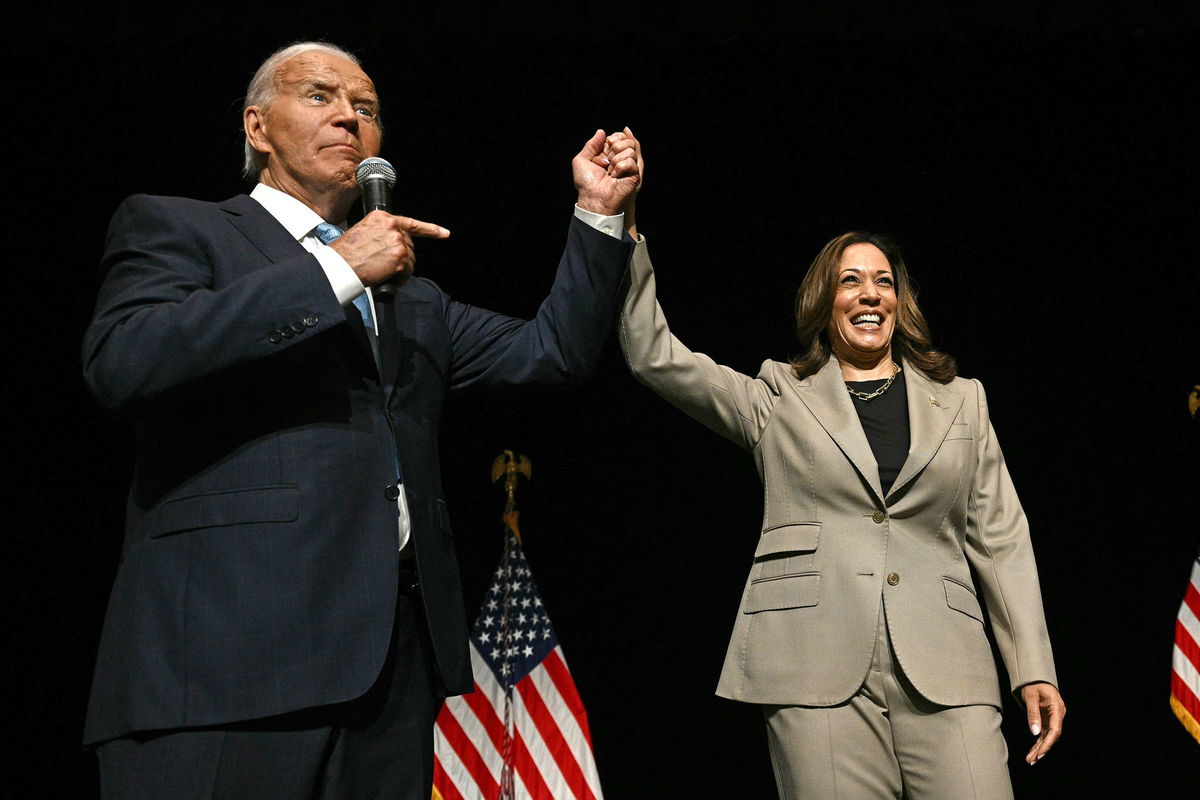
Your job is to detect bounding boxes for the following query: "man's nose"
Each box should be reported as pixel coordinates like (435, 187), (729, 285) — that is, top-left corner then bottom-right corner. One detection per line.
(330, 97), (359, 130)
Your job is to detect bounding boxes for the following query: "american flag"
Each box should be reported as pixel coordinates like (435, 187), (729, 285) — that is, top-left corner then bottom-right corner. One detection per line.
(1171, 552), (1200, 746)
(432, 516), (604, 799)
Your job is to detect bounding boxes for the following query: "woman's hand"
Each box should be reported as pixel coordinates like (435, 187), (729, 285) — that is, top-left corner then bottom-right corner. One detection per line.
(1020, 682), (1066, 764)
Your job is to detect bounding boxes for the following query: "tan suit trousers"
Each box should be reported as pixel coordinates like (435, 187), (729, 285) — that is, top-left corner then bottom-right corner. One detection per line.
(763, 610), (1013, 800)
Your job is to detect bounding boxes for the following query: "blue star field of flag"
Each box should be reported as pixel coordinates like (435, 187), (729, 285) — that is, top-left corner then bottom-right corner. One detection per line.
(472, 531), (559, 688)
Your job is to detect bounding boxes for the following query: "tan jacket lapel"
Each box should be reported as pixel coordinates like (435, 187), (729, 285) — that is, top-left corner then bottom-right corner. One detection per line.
(791, 357), (885, 503)
(888, 362), (965, 500)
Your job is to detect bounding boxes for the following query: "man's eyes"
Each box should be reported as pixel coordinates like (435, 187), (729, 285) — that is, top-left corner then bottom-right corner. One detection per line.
(306, 92), (376, 119)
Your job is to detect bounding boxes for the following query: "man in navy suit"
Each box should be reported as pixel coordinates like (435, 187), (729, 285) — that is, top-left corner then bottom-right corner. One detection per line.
(82, 41), (641, 798)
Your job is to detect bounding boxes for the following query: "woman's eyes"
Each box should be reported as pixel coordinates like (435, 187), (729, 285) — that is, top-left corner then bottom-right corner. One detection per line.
(839, 275), (894, 287)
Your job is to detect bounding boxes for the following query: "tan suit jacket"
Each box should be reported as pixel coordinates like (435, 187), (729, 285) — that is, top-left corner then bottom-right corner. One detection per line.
(619, 239), (1057, 709)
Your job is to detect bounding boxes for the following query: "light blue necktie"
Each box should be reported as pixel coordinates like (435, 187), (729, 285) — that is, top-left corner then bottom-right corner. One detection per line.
(314, 223), (373, 330)
(315, 224), (405, 495)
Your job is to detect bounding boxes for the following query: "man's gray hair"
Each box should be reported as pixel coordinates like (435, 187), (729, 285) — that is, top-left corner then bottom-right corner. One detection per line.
(241, 41), (368, 180)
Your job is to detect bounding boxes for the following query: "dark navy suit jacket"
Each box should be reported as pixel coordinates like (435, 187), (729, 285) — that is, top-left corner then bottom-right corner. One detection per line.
(81, 193), (632, 745)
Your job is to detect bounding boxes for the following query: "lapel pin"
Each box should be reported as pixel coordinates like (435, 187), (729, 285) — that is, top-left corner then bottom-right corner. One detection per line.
(928, 395), (942, 408)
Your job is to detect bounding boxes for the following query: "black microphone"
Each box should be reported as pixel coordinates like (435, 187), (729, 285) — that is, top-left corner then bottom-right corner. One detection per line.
(355, 157), (401, 294)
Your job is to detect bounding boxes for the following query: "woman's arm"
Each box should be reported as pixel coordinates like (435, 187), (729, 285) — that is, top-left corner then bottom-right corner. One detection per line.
(618, 239), (780, 449)
(963, 378), (1065, 760)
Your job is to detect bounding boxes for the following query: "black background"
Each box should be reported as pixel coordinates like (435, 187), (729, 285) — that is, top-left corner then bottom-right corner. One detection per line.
(9, 2), (1200, 796)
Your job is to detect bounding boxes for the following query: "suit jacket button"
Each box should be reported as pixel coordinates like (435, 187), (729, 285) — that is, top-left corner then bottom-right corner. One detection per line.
(384, 484), (401, 501)
(303, 315), (318, 327)
(280, 326), (294, 338)
(269, 330), (283, 343)
(292, 322), (306, 334)
(872, 510), (886, 524)
(887, 572), (900, 586)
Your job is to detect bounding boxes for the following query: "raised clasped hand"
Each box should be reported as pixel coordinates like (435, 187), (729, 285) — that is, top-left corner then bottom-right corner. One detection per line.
(330, 210), (450, 289)
(573, 127), (643, 218)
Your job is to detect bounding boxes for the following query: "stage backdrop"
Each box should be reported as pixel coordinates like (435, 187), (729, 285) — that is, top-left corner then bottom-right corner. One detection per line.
(9, 4), (1199, 797)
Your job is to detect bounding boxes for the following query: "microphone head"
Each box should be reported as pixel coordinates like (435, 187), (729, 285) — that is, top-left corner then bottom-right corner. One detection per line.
(355, 156), (397, 188)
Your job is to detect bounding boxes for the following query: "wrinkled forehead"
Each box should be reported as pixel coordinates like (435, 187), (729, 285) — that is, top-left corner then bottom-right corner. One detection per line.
(276, 52), (378, 98)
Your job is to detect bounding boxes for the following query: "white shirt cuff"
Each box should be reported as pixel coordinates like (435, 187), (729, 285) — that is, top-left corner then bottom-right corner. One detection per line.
(314, 246), (366, 306)
(573, 205), (625, 240)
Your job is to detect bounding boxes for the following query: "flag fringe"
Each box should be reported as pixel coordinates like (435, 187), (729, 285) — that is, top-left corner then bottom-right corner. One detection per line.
(1170, 694), (1200, 746)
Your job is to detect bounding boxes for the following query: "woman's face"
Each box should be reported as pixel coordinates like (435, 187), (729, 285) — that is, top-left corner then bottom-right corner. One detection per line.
(826, 243), (897, 364)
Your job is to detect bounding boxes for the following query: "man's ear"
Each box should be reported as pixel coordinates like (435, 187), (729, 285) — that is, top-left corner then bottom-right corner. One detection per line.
(243, 106), (271, 158)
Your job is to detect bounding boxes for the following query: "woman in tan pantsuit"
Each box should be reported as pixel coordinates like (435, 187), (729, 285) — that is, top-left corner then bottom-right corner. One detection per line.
(611, 154), (1064, 797)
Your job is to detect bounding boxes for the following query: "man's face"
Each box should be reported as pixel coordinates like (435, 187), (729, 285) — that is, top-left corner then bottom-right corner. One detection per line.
(245, 51), (382, 205)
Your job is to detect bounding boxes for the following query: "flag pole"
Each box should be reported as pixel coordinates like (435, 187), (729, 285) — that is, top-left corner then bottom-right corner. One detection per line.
(492, 449), (532, 542)
(490, 450), (532, 800)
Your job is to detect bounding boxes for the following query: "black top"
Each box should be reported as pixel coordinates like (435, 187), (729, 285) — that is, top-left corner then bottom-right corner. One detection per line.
(846, 369), (910, 495)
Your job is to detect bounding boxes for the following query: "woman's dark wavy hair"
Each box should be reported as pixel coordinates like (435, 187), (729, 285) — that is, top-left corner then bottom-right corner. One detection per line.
(790, 231), (956, 383)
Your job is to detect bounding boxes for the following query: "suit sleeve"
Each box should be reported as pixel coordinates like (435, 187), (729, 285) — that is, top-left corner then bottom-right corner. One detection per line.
(963, 378), (1059, 695)
(443, 216), (634, 392)
(82, 195), (346, 415)
(617, 236), (780, 450)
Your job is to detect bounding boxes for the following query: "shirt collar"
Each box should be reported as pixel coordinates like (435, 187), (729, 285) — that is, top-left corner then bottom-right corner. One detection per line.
(249, 183), (347, 241)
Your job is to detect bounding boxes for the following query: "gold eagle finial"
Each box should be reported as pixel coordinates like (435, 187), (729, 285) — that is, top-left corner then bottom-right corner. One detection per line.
(492, 450), (532, 541)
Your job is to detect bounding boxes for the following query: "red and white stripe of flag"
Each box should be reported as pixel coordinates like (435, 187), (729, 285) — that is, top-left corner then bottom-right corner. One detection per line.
(1171, 556), (1200, 745)
(433, 644), (603, 800)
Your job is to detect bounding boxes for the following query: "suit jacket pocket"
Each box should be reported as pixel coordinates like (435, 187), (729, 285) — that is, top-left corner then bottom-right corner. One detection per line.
(945, 422), (973, 441)
(152, 484), (299, 537)
(754, 522), (821, 558)
(943, 577), (984, 622)
(744, 572), (821, 613)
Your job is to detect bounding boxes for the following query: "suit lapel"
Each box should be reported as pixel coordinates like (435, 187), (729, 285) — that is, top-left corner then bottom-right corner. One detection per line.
(375, 293), (401, 393)
(887, 361), (964, 500)
(219, 194), (380, 377)
(792, 357), (886, 503)
(219, 194), (309, 265)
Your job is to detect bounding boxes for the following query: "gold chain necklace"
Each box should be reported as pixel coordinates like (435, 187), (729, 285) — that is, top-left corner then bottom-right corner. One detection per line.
(845, 362), (901, 401)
